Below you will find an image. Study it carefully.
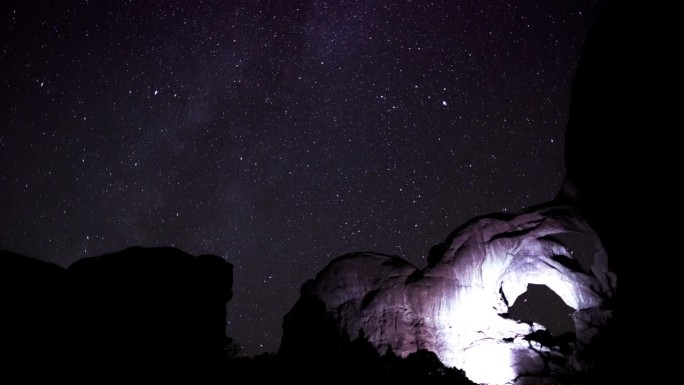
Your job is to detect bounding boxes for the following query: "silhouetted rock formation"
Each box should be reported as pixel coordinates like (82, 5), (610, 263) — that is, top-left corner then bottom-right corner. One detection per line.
(0, 250), (67, 380)
(564, 1), (647, 382)
(0, 247), (233, 381)
(281, 203), (615, 384)
(2, 248), (478, 384)
(564, 1), (637, 281)
(67, 246), (233, 376)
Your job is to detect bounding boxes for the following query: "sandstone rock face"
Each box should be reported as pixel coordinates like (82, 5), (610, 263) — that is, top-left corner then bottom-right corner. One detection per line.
(283, 203), (615, 384)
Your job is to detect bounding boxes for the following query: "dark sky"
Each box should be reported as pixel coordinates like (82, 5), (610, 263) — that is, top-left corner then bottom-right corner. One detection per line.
(1, 0), (606, 355)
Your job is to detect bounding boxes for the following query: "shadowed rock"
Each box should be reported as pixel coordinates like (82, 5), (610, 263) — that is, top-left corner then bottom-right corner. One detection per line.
(67, 246), (233, 374)
(0, 250), (67, 380)
(0, 246), (234, 380)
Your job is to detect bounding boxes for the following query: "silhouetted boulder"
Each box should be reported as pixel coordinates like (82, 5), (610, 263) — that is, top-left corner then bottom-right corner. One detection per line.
(66, 246), (233, 376)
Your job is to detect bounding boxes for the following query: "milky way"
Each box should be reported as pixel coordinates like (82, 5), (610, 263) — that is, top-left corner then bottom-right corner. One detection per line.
(1, 0), (607, 355)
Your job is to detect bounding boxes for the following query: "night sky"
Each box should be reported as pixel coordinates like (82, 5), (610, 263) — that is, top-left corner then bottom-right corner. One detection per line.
(1, 0), (606, 355)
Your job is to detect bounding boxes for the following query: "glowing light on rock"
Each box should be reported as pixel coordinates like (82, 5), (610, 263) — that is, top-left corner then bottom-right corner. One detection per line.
(284, 203), (616, 384)
(461, 341), (515, 385)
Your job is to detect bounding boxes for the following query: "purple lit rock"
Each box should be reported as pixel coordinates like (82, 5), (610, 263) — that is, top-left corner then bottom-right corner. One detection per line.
(282, 203), (616, 384)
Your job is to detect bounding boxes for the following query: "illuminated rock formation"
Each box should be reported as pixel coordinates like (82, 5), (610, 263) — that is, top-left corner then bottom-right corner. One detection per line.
(282, 202), (616, 384)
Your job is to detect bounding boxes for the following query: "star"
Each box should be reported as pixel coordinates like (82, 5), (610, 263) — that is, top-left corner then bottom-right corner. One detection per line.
(0, 0), (605, 355)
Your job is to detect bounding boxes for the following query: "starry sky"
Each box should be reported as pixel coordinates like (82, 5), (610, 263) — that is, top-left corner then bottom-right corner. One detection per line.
(1, 0), (606, 355)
